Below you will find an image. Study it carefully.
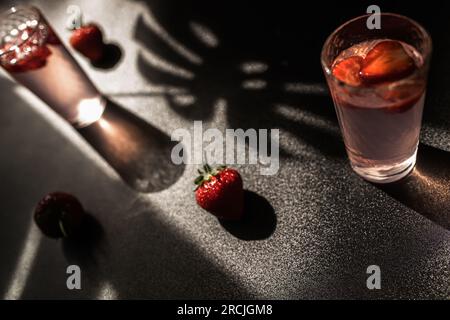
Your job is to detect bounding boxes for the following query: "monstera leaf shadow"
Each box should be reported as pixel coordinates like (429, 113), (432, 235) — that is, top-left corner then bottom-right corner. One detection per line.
(130, 0), (354, 159)
(131, 0), (450, 228)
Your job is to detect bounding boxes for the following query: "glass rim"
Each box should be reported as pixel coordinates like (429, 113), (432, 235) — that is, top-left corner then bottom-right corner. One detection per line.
(321, 12), (432, 89)
(0, 5), (42, 58)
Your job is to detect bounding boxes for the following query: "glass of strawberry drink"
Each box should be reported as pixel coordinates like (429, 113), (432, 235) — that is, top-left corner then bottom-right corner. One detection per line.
(0, 6), (105, 128)
(321, 14), (432, 183)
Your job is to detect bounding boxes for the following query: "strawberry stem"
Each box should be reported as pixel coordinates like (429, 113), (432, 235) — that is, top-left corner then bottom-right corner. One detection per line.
(194, 163), (227, 190)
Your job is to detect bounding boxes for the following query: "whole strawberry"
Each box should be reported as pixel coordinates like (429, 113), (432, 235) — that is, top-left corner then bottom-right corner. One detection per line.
(69, 24), (104, 62)
(34, 192), (85, 238)
(195, 165), (244, 220)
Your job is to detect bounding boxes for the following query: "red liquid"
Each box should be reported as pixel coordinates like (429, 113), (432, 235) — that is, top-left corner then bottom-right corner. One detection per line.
(330, 40), (425, 182)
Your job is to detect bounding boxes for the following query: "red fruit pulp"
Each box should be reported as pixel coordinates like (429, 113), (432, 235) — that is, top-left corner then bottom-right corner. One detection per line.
(332, 56), (363, 86)
(360, 40), (416, 85)
(0, 26), (61, 73)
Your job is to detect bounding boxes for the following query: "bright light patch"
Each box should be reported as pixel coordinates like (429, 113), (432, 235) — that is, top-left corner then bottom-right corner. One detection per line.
(98, 118), (112, 131)
(242, 79), (267, 90)
(97, 282), (118, 300)
(284, 82), (328, 95)
(173, 94), (196, 106)
(27, 20), (38, 28)
(4, 223), (42, 300)
(189, 21), (219, 48)
(21, 31), (29, 41)
(76, 97), (106, 128)
(240, 62), (268, 74)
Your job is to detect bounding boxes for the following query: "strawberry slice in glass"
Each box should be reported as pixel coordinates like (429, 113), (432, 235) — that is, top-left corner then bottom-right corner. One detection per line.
(332, 56), (363, 86)
(2, 44), (52, 73)
(360, 40), (416, 85)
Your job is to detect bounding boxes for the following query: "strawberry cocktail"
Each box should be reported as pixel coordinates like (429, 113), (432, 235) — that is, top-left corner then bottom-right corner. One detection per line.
(322, 14), (432, 183)
(0, 6), (105, 128)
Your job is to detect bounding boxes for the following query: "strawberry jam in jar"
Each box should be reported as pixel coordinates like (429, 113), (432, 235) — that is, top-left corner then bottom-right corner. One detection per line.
(321, 14), (432, 183)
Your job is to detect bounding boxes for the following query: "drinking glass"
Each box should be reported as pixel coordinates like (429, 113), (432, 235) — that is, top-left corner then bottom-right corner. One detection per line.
(0, 5), (105, 128)
(0, 5), (184, 193)
(321, 13), (432, 183)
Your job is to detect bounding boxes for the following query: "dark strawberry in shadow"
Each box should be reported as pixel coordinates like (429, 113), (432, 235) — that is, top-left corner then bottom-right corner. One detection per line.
(34, 192), (85, 238)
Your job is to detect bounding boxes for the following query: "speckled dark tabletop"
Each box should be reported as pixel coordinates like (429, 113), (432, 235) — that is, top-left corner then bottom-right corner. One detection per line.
(0, 0), (449, 299)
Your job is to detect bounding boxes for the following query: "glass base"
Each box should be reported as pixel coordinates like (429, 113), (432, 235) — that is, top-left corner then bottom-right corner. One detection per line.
(351, 151), (417, 184)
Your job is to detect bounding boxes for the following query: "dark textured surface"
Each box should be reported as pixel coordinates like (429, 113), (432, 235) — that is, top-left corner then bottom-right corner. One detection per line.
(0, 0), (449, 299)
